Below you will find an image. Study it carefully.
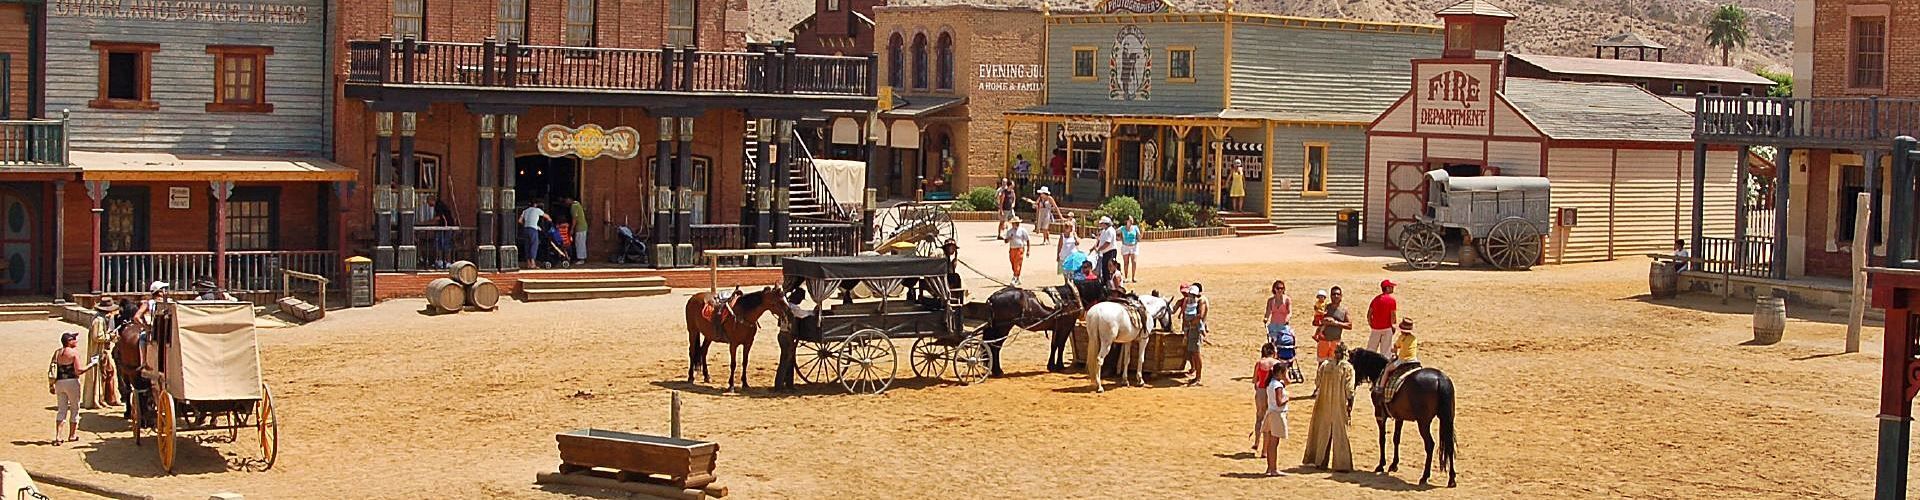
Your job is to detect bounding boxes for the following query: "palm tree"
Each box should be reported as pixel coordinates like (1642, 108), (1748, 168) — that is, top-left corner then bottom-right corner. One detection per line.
(1706, 4), (1751, 66)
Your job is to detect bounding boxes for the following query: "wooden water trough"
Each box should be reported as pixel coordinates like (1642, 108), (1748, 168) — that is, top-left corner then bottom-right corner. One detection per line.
(541, 428), (724, 499)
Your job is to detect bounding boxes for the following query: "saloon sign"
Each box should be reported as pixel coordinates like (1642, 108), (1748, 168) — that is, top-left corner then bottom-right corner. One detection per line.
(537, 124), (641, 160)
(1413, 63), (1494, 134)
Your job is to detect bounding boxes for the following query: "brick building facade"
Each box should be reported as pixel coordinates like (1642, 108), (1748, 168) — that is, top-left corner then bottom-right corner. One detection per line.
(334, 0), (872, 273)
(1793, 0), (1915, 278)
(789, 0), (885, 56)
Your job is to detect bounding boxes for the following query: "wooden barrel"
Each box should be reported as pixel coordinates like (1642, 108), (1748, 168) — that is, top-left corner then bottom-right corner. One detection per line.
(465, 278), (500, 310)
(426, 278), (466, 314)
(448, 261), (479, 285)
(1649, 262), (1677, 298)
(1753, 296), (1786, 344)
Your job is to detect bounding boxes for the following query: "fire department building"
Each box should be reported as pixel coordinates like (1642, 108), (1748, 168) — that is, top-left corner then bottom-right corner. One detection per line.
(334, 0), (876, 273)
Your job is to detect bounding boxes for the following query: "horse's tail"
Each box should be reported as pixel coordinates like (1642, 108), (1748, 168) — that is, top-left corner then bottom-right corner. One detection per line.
(1437, 374), (1457, 473)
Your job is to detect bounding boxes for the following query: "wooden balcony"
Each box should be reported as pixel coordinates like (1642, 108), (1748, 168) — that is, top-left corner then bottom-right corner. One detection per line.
(0, 118), (70, 170)
(345, 37), (878, 108)
(1695, 95), (1920, 149)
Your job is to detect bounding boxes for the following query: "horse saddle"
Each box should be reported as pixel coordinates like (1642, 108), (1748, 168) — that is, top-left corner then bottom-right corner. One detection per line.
(1380, 362), (1426, 403)
(702, 290), (742, 324)
(1113, 295), (1149, 333)
(1036, 287), (1064, 310)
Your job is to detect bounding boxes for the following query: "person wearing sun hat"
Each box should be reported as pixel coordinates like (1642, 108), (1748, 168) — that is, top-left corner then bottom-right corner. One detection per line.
(1091, 216), (1119, 287)
(81, 300), (121, 409)
(1004, 214), (1031, 286)
(1026, 186), (1060, 244)
(1174, 282), (1211, 385)
(48, 331), (101, 444)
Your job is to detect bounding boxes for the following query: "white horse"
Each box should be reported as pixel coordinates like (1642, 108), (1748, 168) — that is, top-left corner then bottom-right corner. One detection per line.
(1084, 293), (1170, 393)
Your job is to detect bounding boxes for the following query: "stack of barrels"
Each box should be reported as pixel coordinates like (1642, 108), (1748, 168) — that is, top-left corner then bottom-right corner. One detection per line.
(426, 261), (501, 314)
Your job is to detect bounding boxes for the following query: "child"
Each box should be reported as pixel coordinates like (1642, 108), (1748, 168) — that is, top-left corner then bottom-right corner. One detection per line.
(1251, 342), (1279, 455)
(1311, 289), (1332, 363)
(1259, 357), (1291, 476)
(1387, 317), (1419, 377)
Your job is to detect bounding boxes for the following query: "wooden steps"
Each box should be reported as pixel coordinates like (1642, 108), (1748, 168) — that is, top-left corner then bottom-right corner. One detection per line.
(1218, 212), (1282, 237)
(520, 276), (672, 302)
(0, 303), (54, 322)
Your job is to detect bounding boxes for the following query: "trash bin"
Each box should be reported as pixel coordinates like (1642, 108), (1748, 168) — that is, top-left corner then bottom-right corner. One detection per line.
(1336, 209), (1361, 247)
(347, 256), (375, 307)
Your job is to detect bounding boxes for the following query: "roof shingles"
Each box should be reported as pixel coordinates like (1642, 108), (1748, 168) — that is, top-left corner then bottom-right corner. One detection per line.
(1500, 78), (1696, 143)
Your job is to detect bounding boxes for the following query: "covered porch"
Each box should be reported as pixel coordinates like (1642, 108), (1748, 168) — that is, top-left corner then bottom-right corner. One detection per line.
(1002, 108), (1271, 213)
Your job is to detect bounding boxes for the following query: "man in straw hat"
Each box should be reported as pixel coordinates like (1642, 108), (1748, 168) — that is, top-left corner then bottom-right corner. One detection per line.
(82, 300), (121, 408)
(1004, 214), (1032, 286)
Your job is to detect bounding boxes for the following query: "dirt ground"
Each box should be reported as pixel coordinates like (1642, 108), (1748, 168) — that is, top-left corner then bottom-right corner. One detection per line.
(0, 223), (1913, 499)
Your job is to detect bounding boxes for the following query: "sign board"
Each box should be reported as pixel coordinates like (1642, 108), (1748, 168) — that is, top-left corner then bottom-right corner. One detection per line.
(50, 0), (313, 25)
(1413, 62), (1495, 135)
(976, 64), (1041, 92)
(878, 86), (894, 111)
(168, 187), (191, 209)
(1099, 0), (1167, 14)
(537, 124), (641, 160)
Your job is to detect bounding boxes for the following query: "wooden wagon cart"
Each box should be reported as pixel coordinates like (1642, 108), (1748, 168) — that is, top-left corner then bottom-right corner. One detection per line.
(1397, 170), (1552, 270)
(129, 301), (278, 474)
(776, 255), (990, 394)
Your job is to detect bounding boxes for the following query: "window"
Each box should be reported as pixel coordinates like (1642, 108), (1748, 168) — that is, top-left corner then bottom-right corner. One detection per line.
(222, 188), (279, 251)
(392, 0), (424, 39)
(1072, 47), (1096, 80)
(1302, 142), (1329, 195)
(935, 32), (953, 90)
(1741, 86), (1755, 96)
(1837, 164), (1883, 245)
(1167, 46), (1194, 82)
(383, 153), (442, 199)
(1670, 83), (1686, 95)
(206, 46), (273, 113)
(103, 187), (150, 252)
(1851, 16), (1887, 89)
(497, 0), (526, 42)
(826, 0), (837, 11)
(89, 42), (158, 110)
(1707, 84), (1721, 95)
(886, 34), (904, 87)
(566, 0), (597, 46)
(911, 33), (928, 89)
(667, 0), (696, 47)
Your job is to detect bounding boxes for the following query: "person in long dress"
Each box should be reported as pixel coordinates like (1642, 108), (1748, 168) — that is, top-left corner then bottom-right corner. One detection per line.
(1302, 344), (1355, 471)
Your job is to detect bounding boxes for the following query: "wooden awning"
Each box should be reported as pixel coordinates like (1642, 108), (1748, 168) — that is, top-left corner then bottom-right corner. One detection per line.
(73, 151), (358, 182)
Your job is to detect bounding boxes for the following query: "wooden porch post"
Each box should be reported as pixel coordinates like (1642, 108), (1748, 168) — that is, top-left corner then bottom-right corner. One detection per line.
(1690, 142), (1707, 261)
(1734, 146), (1749, 270)
(396, 111), (419, 271)
(676, 116), (698, 266)
(373, 112), (394, 270)
(1174, 126), (1188, 203)
(212, 181), (233, 289)
(653, 116), (674, 269)
(497, 114), (520, 271)
(1773, 147), (1794, 279)
(1002, 124), (1012, 180)
(1210, 126), (1227, 207)
(754, 118), (774, 247)
(772, 119), (793, 246)
(334, 182), (354, 278)
(86, 181), (108, 294)
(1064, 122), (1074, 197)
(53, 180), (66, 301)
(476, 114), (498, 270)
(1262, 121), (1275, 218)
(1103, 123), (1118, 199)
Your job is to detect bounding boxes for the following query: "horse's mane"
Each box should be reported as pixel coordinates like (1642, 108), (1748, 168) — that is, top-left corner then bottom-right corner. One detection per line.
(734, 288), (768, 311)
(1347, 348), (1388, 383)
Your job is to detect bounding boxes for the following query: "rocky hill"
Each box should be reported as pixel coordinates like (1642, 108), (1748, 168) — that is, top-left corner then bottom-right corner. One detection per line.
(751, 0), (1791, 72)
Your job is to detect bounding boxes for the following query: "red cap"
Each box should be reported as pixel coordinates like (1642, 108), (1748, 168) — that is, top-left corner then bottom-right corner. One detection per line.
(1381, 279), (1397, 288)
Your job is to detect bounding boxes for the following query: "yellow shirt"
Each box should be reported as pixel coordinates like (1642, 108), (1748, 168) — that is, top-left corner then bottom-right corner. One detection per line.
(1394, 331), (1418, 360)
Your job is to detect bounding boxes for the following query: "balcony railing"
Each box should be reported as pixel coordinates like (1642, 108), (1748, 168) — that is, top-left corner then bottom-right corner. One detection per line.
(1696, 96), (1920, 146)
(1697, 236), (1775, 279)
(347, 37), (878, 98)
(0, 118), (69, 167)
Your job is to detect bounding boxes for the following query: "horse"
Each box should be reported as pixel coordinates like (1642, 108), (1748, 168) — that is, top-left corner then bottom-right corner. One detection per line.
(983, 284), (1091, 374)
(1082, 292), (1170, 393)
(1347, 348), (1457, 487)
(684, 285), (792, 392)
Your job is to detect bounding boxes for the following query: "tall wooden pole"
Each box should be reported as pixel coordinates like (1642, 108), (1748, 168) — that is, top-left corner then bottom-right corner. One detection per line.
(86, 181), (108, 294)
(1772, 147), (1793, 279)
(1850, 192), (1870, 353)
(373, 112), (395, 271)
(397, 111), (419, 271)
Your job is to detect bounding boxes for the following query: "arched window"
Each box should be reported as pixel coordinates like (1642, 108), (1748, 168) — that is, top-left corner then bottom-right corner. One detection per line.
(911, 33), (928, 89)
(887, 34), (904, 88)
(935, 32), (953, 90)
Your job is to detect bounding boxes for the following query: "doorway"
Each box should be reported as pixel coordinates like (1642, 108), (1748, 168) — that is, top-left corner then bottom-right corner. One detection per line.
(0, 184), (40, 293)
(515, 155), (581, 214)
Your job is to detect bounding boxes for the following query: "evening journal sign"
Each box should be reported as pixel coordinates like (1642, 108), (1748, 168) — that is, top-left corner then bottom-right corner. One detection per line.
(1413, 62), (1494, 135)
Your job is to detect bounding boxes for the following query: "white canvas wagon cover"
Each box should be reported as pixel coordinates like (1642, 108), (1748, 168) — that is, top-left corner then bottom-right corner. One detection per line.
(166, 301), (263, 401)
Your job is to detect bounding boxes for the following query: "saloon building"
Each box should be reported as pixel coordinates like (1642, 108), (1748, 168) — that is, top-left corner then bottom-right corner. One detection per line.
(333, 0), (876, 279)
(1003, 0), (1440, 230)
(1364, 1), (1742, 263)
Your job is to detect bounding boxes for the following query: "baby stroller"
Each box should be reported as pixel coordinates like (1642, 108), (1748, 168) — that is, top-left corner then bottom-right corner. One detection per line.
(610, 225), (650, 264)
(537, 221), (573, 269)
(1274, 329), (1304, 384)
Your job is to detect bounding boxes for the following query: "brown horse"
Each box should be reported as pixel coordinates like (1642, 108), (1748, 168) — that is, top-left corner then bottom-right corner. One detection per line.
(111, 298), (160, 431)
(1348, 348), (1457, 487)
(983, 284), (1090, 374)
(684, 286), (791, 392)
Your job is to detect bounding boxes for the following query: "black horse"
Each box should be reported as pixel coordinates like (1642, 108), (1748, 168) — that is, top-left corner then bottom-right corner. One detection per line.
(1347, 348), (1458, 487)
(983, 283), (1091, 374)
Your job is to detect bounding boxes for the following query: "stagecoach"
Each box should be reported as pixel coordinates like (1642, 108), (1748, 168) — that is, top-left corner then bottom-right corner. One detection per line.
(776, 255), (991, 394)
(1397, 170), (1552, 270)
(128, 301), (279, 473)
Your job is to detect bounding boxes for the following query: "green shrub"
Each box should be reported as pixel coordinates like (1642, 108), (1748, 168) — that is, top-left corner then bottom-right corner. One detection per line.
(948, 198), (977, 211)
(1089, 196), (1143, 225)
(1160, 202), (1199, 229)
(961, 187), (999, 211)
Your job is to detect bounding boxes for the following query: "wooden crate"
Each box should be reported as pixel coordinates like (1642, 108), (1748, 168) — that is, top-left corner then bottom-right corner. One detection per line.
(556, 429), (717, 489)
(1070, 323), (1189, 375)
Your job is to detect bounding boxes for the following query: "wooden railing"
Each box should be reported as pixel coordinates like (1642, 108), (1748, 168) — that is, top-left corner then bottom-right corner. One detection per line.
(1697, 236), (1774, 278)
(346, 37), (878, 98)
(1696, 96), (1920, 145)
(0, 118), (67, 167)
(415, 226), (477, 269)
(790, 223), (860, 257)
(101, 250), (339, 295)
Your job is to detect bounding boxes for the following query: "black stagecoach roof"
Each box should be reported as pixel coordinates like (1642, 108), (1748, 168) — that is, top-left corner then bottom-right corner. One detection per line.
(782, 255), (951, 280)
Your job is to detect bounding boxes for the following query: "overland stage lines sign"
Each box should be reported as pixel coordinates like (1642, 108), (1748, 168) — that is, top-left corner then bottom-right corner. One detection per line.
(1413, 62), (1494, 135)
(537, 124), (641, 160)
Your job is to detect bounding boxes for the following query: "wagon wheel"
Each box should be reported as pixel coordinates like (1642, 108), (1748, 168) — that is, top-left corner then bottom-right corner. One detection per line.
(835, 328), (897, 394)
(947, 335), (992, 385)
(794, 340), (840, 384)
(256, 384), (279, 470)
(1483, 217), (1543, 271)
(909, 336), (948, 379)
(156, 388), (177, 474)
(873, 204), (958, 257)
(1398, 224), (1445, 270)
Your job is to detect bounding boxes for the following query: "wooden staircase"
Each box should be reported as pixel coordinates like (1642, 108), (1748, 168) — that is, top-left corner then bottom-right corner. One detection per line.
(519, 276), (672, 302)
(1218, 212), (1282, 237)
(0, 303), (55, 322)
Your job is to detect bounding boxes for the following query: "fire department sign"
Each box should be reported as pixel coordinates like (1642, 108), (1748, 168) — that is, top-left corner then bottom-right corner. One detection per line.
(537, 124), (641, 160)
(1413, 62), (1495, 135)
